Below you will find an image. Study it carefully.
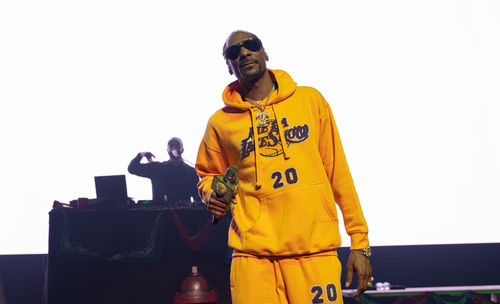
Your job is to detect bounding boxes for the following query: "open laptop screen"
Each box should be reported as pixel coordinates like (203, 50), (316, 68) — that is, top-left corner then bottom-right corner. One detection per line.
(94, 175), (128, 200)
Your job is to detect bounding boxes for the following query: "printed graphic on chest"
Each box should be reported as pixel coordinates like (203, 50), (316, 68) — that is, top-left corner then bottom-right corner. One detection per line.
(240, 117), (309, 159)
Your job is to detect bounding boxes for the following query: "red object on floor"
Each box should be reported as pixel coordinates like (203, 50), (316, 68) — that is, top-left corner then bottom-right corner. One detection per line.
(173, 266), (219, 304)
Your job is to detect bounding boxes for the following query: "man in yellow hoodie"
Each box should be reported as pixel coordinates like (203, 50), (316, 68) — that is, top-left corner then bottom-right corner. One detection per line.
(196, 30), (373, 303)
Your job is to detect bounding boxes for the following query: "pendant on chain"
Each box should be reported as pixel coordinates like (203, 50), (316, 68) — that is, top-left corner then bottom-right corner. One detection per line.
(256, 111), (270, 127)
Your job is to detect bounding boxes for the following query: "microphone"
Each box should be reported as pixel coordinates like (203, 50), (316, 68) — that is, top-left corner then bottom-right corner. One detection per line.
(210, 166), (239, 225)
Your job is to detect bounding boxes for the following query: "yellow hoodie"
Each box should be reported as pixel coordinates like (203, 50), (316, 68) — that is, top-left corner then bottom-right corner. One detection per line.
(196, 69), (369, 257)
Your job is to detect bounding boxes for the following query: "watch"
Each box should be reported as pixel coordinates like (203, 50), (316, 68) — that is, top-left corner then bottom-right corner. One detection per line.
(353, 247), (371, 257)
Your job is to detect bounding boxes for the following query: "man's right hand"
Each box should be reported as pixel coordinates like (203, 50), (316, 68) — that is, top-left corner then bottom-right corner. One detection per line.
(139, 152), (155, 163)
(207, 191), (234, 219)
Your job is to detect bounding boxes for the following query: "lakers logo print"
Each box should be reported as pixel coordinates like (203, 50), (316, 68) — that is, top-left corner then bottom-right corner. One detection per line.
(240, 117), (309, 159)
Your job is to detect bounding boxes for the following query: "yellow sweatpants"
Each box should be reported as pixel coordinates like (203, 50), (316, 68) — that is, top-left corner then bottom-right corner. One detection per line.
(230, 252), (343, 304)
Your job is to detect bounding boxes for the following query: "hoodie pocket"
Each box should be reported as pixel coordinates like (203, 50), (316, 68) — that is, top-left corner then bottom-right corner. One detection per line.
(243, 183), (340, 255)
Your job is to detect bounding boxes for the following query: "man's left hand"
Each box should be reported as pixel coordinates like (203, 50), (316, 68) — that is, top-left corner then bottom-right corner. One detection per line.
(345, 250), (373, 301)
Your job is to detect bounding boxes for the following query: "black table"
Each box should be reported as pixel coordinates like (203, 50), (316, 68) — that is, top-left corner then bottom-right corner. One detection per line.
(47, 207), (232, 304)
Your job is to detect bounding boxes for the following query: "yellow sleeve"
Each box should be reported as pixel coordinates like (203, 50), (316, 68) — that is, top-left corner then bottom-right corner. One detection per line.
(319, 100), (369, 250)
(195, 121), (230, 204)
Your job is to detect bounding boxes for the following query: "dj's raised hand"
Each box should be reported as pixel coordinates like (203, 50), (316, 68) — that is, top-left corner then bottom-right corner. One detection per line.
(139, 152), (156, 162)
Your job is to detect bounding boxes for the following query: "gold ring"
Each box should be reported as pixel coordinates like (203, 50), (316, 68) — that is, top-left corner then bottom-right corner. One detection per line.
(370, 276), (374, 281)
(367, 281), (373, 288)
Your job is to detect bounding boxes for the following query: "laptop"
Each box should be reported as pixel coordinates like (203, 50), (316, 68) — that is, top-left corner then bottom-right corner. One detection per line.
(94, 175), (128, 201)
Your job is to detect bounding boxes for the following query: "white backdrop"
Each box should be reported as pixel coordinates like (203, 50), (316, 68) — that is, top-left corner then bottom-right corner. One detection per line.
(0, 0), (499, 254)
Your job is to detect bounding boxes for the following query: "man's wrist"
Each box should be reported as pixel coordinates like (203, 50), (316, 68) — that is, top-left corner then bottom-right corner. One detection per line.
(204, 190), (213, 205)
(352, 247), (371, 258)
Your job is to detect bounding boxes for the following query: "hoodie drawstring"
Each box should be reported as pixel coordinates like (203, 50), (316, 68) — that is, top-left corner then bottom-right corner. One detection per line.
(272, 104), (291, 160)
(250, 105), (292, 190)
(250, 107), (262, 189)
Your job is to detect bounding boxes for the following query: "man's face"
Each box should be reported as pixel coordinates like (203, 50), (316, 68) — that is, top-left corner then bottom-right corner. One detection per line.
(224, 32), (267, 82)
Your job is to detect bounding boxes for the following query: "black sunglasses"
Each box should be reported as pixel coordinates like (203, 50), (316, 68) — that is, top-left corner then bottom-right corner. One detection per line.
(224, 38), (262, 60)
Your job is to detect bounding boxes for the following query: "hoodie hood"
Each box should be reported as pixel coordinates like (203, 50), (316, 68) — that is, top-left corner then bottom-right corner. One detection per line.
(222, 69), (297, 110)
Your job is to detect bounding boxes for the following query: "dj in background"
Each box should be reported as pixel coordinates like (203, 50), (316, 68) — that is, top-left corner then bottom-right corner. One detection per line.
(128, 137), (200, 203)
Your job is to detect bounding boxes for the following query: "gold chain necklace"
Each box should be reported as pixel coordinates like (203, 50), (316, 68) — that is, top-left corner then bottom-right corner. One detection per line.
(245, 84), (275, 127)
